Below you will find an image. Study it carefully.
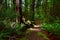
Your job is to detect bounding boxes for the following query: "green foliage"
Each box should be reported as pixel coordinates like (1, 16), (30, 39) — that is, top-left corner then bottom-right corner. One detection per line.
(37, 32), (49, 40)
(14, 23), (26, 35)
(0, 0), (60, 39)
(20, 37), (27, 40)
(42, 21), (60, 36)
(0, 22), (26, 40)
(0, 7), (19, 21)
(0, 6), (25, 40)
(34, 13), (40, 19)
(0, 27), (14, 40)
(0, 1), (21, 39)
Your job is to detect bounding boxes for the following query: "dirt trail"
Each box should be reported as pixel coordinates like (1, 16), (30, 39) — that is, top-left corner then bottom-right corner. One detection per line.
(26, 25), (44, 40)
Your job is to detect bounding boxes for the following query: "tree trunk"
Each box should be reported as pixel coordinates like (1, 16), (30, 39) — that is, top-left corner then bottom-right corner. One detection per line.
(50, 0), (60, 18)
(13, 0), (16, 10)
(15, 0), (19, 23)
(42, 0), (48, 22)
(36, 0), (41, 16)
(0, 0), (2, 5)
(19, 0), (23, 23)
(25, 0), (28, 19)
(30, 0), (35, 20)
(44, 0), (47, 15)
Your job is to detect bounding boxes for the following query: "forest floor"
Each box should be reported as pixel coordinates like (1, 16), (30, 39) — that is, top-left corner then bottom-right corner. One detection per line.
(26, 26), (45, 40)
(19, 25), (49, 40)
(15, 25), (46, 40)
(7, 24), (59, 40)
(20, 24), (59, 40)
(9, 21), (59, 40)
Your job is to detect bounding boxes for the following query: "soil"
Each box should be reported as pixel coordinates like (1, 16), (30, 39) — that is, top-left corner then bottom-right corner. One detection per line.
(27, 27), (44, 40)
(26, 26), (59, 40)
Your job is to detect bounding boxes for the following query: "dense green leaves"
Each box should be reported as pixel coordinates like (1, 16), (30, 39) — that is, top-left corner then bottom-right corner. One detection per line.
(0, 0), (60, 39)
(42, 22), (60, 36)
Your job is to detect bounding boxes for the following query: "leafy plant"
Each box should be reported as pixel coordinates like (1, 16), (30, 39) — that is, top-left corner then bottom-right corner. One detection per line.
(0, 1), (21, 39)
(37, 32), (49, 40)
(42, 22), (60, 36)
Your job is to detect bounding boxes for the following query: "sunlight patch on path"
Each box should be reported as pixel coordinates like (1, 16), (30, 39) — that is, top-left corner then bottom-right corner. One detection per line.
(27, 25), (41, 31)
(27, 28), (40, 31)
(34, 25), (40, 27)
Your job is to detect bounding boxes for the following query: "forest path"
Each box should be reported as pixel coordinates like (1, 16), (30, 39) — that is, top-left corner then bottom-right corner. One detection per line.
(26, 24), (59, 40)
(15, 25), (44, 40)
(25, 20), (47, 40)
(16, 20), (49, 40)
(26, 25), (44, 40)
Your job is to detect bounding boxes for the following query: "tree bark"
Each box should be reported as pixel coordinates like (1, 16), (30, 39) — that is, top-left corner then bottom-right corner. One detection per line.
(25, 0), (28, 19)
(36, 0), (41, 16)
(44, 0), (47, 15)
(30, 0), (35, 20)
(19, 0), (23, 23)
(0, 0), (2, 5)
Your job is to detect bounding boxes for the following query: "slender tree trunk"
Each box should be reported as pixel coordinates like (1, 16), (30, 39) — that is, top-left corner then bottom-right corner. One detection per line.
(42, 0), (48, 22)
(13, 0), (16, 10)
(30, 0), (35, 20)
(50, 0), (60, 18)
(25, 0), (28, 19)
(36, 0), (41, 16)
(15, 0), (19, 23)
(0, 0), (3, 9)
(16, 0), (19, 12)
(0, 0), (2, 5)
(4, 0), (7, 9)
(19, 0), (23, 23)
(44, 0), (47, 15)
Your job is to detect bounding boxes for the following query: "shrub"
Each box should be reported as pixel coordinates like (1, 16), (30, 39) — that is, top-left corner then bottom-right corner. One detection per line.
(37, 32), (49, 40)
(42, 22), (60, 36)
